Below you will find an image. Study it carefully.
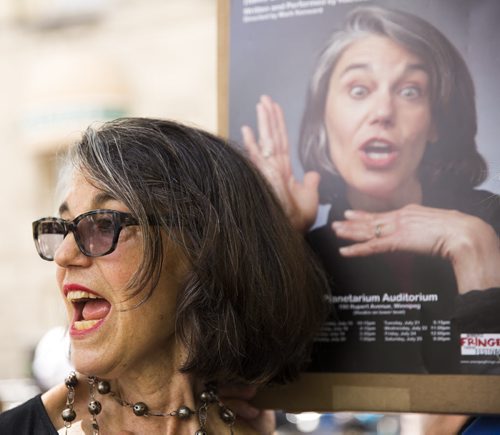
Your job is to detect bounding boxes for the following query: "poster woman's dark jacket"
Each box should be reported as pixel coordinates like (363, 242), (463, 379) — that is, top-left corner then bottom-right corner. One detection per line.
(307, 187), (500, 374)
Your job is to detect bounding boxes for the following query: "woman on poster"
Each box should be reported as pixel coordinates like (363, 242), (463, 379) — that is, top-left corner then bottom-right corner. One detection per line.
(242, 6), (500, 374)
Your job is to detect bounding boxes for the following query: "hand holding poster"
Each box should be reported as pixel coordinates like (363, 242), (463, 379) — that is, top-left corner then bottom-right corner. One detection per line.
(219, 0), (500, 413)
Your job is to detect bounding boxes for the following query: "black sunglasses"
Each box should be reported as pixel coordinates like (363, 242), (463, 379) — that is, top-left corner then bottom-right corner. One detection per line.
(32, 209), (140, 261)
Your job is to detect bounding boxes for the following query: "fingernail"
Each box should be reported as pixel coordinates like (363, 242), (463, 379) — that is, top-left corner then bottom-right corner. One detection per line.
(339, 246), (350, 255)
(344, 209), (355, 218)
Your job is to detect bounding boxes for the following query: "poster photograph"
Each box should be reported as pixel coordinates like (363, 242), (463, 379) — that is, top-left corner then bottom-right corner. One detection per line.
(218, 0), (500, 414)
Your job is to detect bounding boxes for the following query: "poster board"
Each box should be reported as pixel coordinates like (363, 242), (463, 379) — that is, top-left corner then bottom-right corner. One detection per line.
(218, 0), (500, 414)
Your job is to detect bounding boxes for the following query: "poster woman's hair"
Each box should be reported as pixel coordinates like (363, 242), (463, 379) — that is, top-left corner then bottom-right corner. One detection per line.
(299, 5), (487, 202)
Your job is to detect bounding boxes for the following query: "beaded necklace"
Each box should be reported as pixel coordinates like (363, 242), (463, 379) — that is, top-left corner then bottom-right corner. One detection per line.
(62, 372), (235, 435)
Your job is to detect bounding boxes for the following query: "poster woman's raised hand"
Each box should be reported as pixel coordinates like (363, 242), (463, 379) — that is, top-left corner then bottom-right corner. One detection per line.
(241, 94), (320, 233)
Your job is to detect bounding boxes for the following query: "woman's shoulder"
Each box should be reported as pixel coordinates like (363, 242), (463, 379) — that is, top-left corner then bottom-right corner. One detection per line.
(463, 188), (500, 230)
(426, 186), (500, 229)
(427, 185), (499, 207)
(0, 394), (58, 435)
(466, 188), (500, 205)
(41, 382), (70, 430)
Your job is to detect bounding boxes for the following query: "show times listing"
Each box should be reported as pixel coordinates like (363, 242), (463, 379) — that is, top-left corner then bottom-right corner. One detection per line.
(315, 292), (452, 344)
(241, 0), (369, 23)
(316, 319), (451, 344)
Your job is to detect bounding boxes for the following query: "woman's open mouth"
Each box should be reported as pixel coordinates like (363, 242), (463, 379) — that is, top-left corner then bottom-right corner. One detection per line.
(359, 139), (399, 169)
(66, 289), (111, 336)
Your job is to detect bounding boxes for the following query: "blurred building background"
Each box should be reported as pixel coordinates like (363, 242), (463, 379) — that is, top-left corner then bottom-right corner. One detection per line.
(0, 0), (216, 399)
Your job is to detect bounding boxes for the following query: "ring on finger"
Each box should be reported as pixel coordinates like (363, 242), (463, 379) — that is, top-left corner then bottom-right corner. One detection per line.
(374, 223), (383, 238)
(262, 147), (273, 158)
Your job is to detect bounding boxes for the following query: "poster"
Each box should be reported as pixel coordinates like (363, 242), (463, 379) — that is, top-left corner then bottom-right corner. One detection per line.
(218, 0), (500, 413)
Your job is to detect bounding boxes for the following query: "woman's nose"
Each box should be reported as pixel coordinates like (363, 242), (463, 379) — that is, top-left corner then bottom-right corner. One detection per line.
(369, 90), (395, 127)
(54, 232), (91, 268)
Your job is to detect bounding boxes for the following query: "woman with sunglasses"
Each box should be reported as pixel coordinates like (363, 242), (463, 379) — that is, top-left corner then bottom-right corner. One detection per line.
(0, 117), (327, 434)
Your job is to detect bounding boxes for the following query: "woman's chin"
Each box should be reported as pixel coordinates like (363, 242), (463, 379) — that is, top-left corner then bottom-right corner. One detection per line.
(70, 350), (111, 377)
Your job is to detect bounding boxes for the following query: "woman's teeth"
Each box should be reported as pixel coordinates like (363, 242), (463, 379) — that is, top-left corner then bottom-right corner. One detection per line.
(364, 141), (393, 159)
(74, 320), (100, 330)
(66, 290), (100, 302)
(366, 150), (391, 159)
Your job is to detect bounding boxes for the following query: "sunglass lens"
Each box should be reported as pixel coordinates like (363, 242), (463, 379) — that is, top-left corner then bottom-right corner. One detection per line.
(78, 213), (116, 256)
(37, 220), (65, 260)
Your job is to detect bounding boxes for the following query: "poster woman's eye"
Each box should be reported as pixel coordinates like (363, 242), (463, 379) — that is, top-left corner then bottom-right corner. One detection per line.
(349, 85), (369, 99)
(399, 85), (422, 99)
